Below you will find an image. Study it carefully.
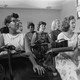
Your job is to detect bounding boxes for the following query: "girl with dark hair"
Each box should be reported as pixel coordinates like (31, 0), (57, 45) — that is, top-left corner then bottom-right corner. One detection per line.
(31, 21), (52, 80)
(26, 22), (36, 46)
(31, 21), (52, 52)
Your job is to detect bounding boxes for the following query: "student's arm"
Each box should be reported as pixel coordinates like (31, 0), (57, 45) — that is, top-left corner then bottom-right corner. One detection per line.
(31, 33), (37, 46)
(47, 33), (53, 48)
(24, 35), (45, 75)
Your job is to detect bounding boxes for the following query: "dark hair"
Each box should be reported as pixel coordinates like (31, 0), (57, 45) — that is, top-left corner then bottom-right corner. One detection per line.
(27, 22), (35, 29)
(37, 21), (46, 31)
(69, 16), (75, 22)
(61, 16), (75, 32)
(4, 13), (19, 25)
(61, 17), (70, 32)
(11, 13), (19, 18)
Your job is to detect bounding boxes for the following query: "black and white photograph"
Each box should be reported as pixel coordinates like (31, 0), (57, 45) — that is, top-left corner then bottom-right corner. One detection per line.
(0, 0), (80, 80)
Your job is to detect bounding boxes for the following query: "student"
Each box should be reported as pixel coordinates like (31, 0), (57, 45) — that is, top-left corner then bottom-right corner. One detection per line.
(17, 21), (23, 33)
(56, 16), (79, 80)
(31, 21), (52, 59)
(26, 22), (36, 46)
(31, 21), (52, 63)
(0, 13), (45, 80)
(50, 19), (62, 41)
(31, 21), (52, 80)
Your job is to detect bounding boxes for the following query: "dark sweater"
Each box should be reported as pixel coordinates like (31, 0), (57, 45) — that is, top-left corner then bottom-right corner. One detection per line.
(50, 29), (61, 41)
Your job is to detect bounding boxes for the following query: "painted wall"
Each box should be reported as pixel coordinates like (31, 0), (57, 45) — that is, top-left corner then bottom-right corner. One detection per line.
(0, 0), (80, 33)
(0, 8), (61, 33)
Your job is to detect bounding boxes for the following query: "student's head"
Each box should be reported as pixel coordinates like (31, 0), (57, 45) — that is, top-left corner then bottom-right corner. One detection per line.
(51, 19), (60, 31)
(27, 22), (35, 32)
(69, 16), (76, 31)
(56, 19), (60, 29)
(4, 13), (19, 32)
(17, 21), (23, 32)
(51, 20), (56, 31)
(61, 16), (76, 32)
(19, 21), (23, 32)
(37, 21), (46, 32)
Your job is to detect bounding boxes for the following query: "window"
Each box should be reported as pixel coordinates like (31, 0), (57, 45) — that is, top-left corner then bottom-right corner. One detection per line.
(77, 0), (80, 19)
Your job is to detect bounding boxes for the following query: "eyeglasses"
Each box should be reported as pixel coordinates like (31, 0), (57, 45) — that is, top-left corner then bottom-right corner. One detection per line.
(11, 19), (19, 23)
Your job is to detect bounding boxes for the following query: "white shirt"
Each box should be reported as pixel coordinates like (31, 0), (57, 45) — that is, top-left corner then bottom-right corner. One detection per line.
(57, 32), (78, 48)
(3, 33), (25, 50)
(57, 32), (78, 56)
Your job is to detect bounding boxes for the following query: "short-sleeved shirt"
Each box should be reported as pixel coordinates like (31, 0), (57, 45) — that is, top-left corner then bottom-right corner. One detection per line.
(2, 33), (25, 50)
(57, 32), (78, 55)
(57, 32), (78, 48)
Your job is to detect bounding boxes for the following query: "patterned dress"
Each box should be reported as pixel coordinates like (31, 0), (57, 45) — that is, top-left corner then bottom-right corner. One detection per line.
(56, 32), (80, 80)
(31, 32), (50, 62)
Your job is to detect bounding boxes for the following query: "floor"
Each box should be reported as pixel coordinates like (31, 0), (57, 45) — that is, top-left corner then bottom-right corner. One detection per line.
(0, 57), (49, 80)
(0, 57), (80, 80)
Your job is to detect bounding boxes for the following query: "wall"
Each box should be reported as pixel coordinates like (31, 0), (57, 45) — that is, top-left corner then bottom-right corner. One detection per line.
(61, 0), (80, 32)
(0, 0), (80, 33)
(0, 8), (61, 33)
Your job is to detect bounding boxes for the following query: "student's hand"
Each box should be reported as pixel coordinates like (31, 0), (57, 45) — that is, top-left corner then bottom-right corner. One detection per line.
(71, 55), (79, 66)
(33, 64), (45, 75)
(72, 48), (79, 66)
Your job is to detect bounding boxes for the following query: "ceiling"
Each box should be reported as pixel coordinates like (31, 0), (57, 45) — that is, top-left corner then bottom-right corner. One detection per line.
(0, 0), (67, 9)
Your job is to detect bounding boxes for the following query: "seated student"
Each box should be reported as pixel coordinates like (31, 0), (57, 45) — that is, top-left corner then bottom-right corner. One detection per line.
(50, 19), (62, 41)
(0, 13), (45, 80)
(31, 21), (53, 80)
(26, 22), (36, 46)
(17, 20), (23, 33)
(56, 16), (80, 80)
(31, 21), (52, 63)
